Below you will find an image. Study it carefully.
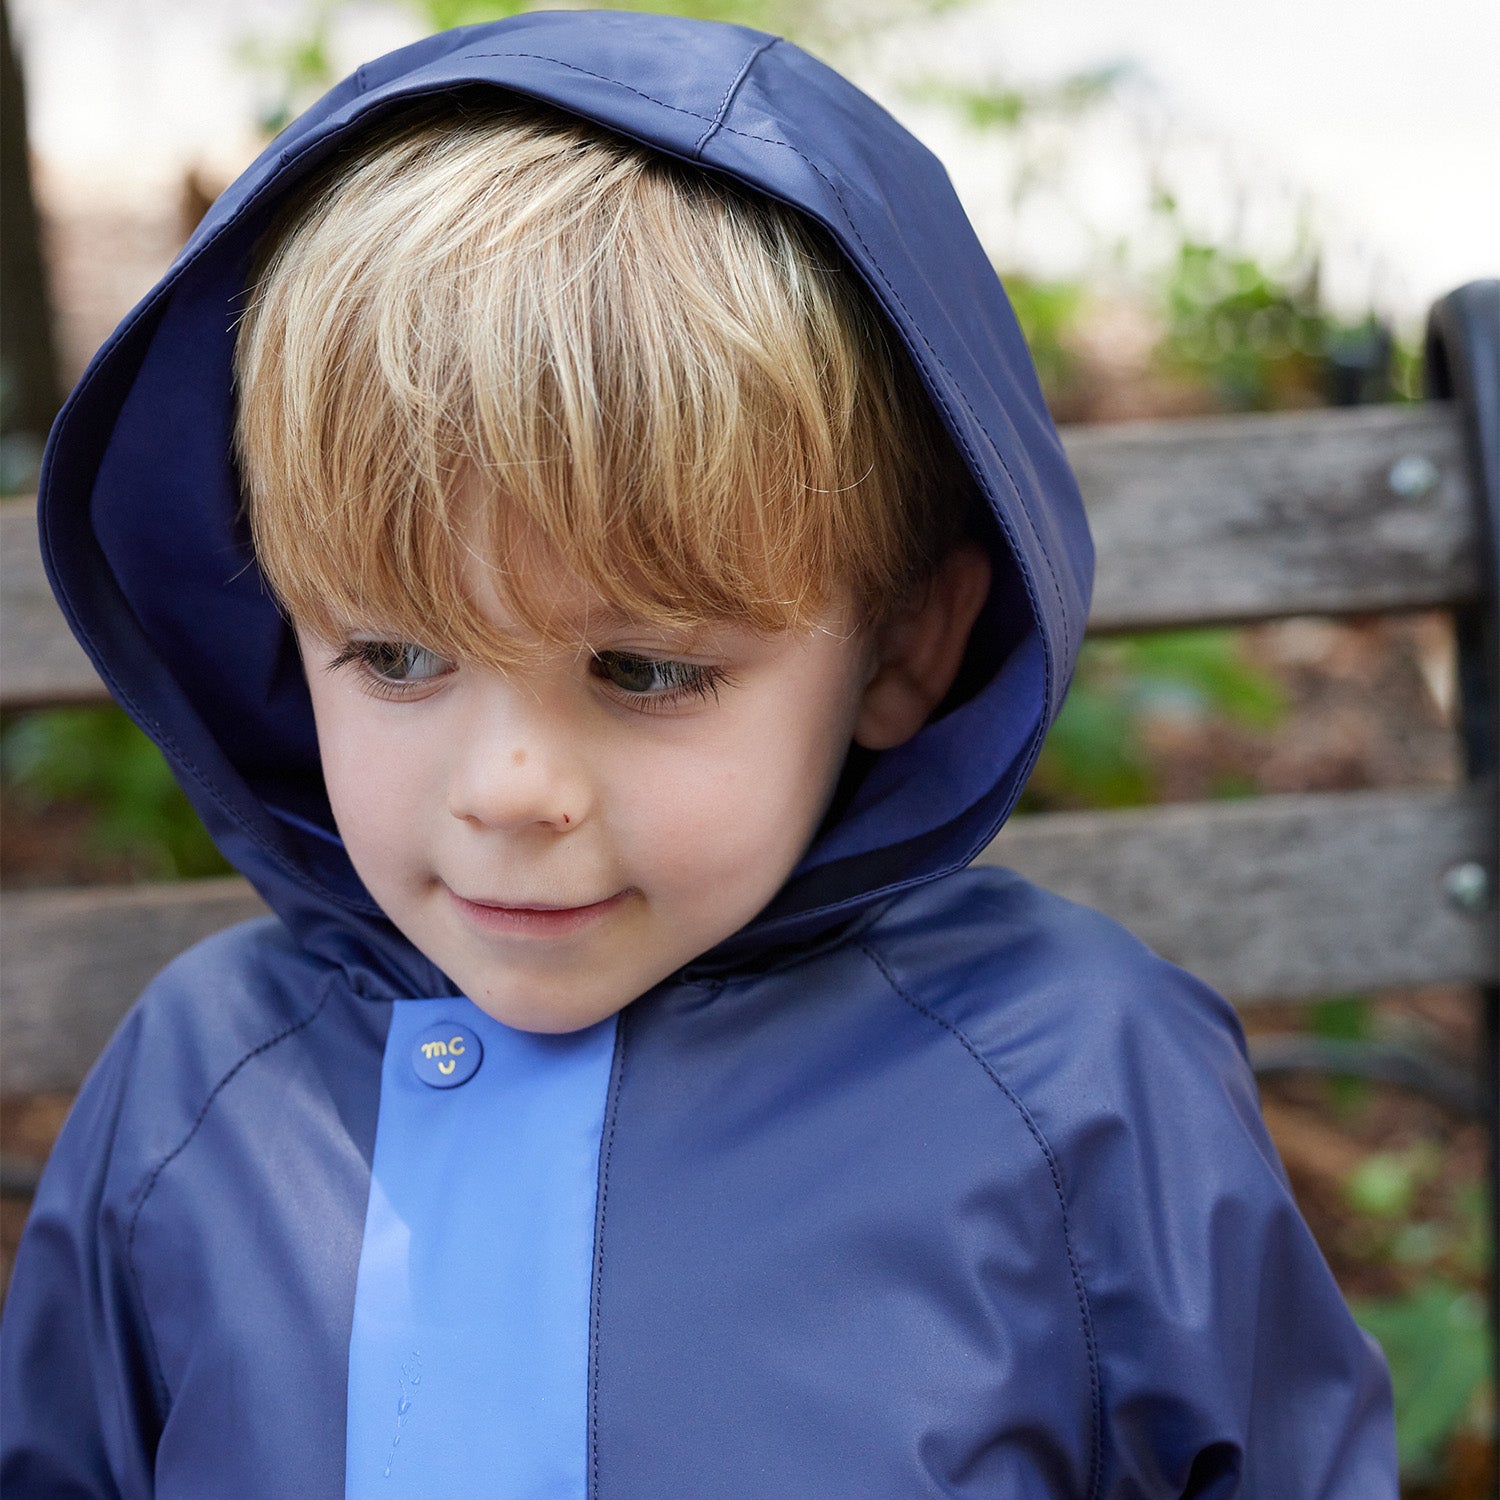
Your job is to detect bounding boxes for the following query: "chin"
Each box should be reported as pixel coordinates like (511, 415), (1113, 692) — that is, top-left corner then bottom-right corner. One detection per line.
(467, 988), (626, 1035)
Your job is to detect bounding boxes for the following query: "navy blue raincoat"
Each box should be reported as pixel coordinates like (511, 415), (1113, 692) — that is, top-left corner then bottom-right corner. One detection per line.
(2, 13), (1394, 1497)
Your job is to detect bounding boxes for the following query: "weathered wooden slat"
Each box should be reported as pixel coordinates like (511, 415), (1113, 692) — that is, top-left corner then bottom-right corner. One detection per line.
(0, 403), (1480, 709)
(2, 783), (1493, 1094)
(0, 498), (103, 707)
(1067, 402), (1479, 631)
(983, 781), (1498, 1003)
(1, 879), (269, 1093)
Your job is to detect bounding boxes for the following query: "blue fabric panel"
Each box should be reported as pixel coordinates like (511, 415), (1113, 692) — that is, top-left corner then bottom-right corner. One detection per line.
(346, 1001), (617, 1498)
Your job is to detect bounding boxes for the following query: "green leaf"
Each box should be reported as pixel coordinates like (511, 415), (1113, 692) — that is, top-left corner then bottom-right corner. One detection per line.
(1352, 1281), (1493, 1480)
(1310, 995), (1371, 1043)
(1344, 1144), (1438, 1221)
(1, 708), (229, 880)
(1346, 1154), (1421, 1218)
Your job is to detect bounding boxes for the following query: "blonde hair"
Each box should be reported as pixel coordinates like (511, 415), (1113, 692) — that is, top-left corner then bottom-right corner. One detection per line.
(234, 100), (971, 665)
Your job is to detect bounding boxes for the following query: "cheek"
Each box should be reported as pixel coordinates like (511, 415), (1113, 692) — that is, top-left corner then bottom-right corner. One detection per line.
(321, 742), (403, 869)
(309, 701), (438, 869)
(623, 699), (854, 894)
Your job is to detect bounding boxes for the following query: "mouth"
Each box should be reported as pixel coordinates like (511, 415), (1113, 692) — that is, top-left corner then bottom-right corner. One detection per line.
(446, 887), (629, 936)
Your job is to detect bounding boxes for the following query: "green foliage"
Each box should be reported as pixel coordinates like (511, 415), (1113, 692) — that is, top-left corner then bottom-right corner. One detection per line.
(1146, 195), (1417, 413)
(912, 65), (1127, 133)
(1002, 275), (1087, 412)
(1345, 1144), (1440, 1221)
(237, 0), (340, 138)
(1156, 239), (1325, 410)
(407, 0), (981, 47)
(1308, 995), (1375, 1114)
(1343, 1147), (1493, 1482)
(411, 0), (532, 31)
(1025, 629), (1287, 810)
(1352, 1281), (1493, 1482)
(1345, 1142), (1491, 1280)
(1310, 995), (1373, 1046)
(406, 0), (977, 38)
(1, 708), (229, 880)
(240, 0), (983, 134)
(1149, 232), (1415, 412)
(921, 61), (1420, 418)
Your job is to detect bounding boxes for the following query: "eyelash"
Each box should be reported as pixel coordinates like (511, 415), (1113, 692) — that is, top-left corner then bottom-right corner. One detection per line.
(326, 641), (454, 700)
(589, 651), (731, 710)
(326, 640), (730, 711)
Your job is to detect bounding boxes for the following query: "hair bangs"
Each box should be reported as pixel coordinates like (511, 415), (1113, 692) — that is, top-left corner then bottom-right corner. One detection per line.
(235, 101), (971, 666)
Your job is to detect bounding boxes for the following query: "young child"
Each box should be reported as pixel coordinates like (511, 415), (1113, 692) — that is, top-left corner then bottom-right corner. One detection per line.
(2, 11), (1395, 1496)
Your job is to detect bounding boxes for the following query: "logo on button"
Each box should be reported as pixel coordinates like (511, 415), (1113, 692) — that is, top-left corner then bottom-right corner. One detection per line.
(411, 1022), (482, 1089)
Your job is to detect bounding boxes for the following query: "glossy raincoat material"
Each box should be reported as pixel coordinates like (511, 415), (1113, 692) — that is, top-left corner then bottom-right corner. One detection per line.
(2, 12), (1395, 1497)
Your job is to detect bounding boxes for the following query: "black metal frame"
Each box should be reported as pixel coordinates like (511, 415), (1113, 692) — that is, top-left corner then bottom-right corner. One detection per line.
(1249, 1035), (1483, 1120)
(1245, 281), (1499, 1443)
(1426, 279), (1500, 1426)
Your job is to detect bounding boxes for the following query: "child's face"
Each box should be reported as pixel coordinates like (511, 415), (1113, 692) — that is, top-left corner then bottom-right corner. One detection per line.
(294, 539), (876, 1033)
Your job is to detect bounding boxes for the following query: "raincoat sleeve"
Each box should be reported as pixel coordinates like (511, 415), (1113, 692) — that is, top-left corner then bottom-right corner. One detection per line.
(1074, 956), (1398, 1496)
(1, 1006), (163, 1499)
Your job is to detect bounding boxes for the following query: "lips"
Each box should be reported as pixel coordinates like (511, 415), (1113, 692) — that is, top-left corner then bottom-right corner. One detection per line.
(446, 887), (629, 936)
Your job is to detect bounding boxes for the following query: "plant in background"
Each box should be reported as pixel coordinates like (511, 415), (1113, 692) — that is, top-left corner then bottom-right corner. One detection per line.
(1150, 222), (1413, 413)
(912, 64), (1129, 135)
(1309, 994), (1378, 1116)
(1354, 1284), (1492, 1486)
(403, 0), (981, 45)
(919, 56), (1420, 421)
(236, 0), (341, 139)
(1023, 628), (1287, 811)
(997, 273), (1089, 418)
(1344, 1149), (1494, 1486)
(1, 708), (228, 880)
(1154, 232), (1328, 411)
(239, 0), (980, 137)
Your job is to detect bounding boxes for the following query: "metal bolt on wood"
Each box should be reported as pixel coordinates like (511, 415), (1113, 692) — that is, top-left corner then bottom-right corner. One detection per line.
(1442, 859), (1493, 912)
(1388, 452), (1440, 497)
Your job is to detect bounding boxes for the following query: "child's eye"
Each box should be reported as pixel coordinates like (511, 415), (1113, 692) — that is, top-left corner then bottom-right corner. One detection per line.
(590, 651), (727, 707)
(328, 640), (455, 694)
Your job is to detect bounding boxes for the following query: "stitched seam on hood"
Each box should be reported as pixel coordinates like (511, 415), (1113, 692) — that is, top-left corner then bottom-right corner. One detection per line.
(371, 43), (1070, 681)
(37, 399), (360, 915)
(856, 939), (1103, 1500)
(692, 37), (777, 157)
(40, 458), (384, 919)
(465, 50), (723, 125)
(49, 39), (1073, 938)
(707, 116), (1072, 681)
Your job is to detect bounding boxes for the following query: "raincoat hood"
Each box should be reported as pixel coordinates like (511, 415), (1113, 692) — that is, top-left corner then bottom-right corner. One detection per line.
(11, 29), (1400, 1484)
(39, 10), (1092, 987)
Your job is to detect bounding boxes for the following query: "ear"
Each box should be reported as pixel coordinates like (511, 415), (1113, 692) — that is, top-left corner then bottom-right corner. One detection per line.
(854, 540), (992, 751)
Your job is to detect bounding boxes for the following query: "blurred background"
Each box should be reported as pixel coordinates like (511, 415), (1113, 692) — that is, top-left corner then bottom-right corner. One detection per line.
(2, 0), (1497, 1491)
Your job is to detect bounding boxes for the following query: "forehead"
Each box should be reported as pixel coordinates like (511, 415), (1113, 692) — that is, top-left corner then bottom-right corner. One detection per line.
(309, 505), (749, 659)
(274, 442), (868, 676)
(447, 495), (705, 643)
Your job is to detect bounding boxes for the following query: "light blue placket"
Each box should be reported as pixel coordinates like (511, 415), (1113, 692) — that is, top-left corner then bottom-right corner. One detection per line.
(345, 999), (617, 1498)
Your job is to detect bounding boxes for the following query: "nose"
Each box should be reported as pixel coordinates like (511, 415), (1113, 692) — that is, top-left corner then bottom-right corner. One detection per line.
(445, 691), (593, 834)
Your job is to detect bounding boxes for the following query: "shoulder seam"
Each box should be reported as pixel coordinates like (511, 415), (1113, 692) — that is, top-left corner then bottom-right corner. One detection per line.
(856, 938), (1103, 1500)
(124, 975), (335, 1407)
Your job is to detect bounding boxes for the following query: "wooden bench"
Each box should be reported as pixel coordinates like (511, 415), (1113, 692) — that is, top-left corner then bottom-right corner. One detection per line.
(3, 289), (1496, 1248)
